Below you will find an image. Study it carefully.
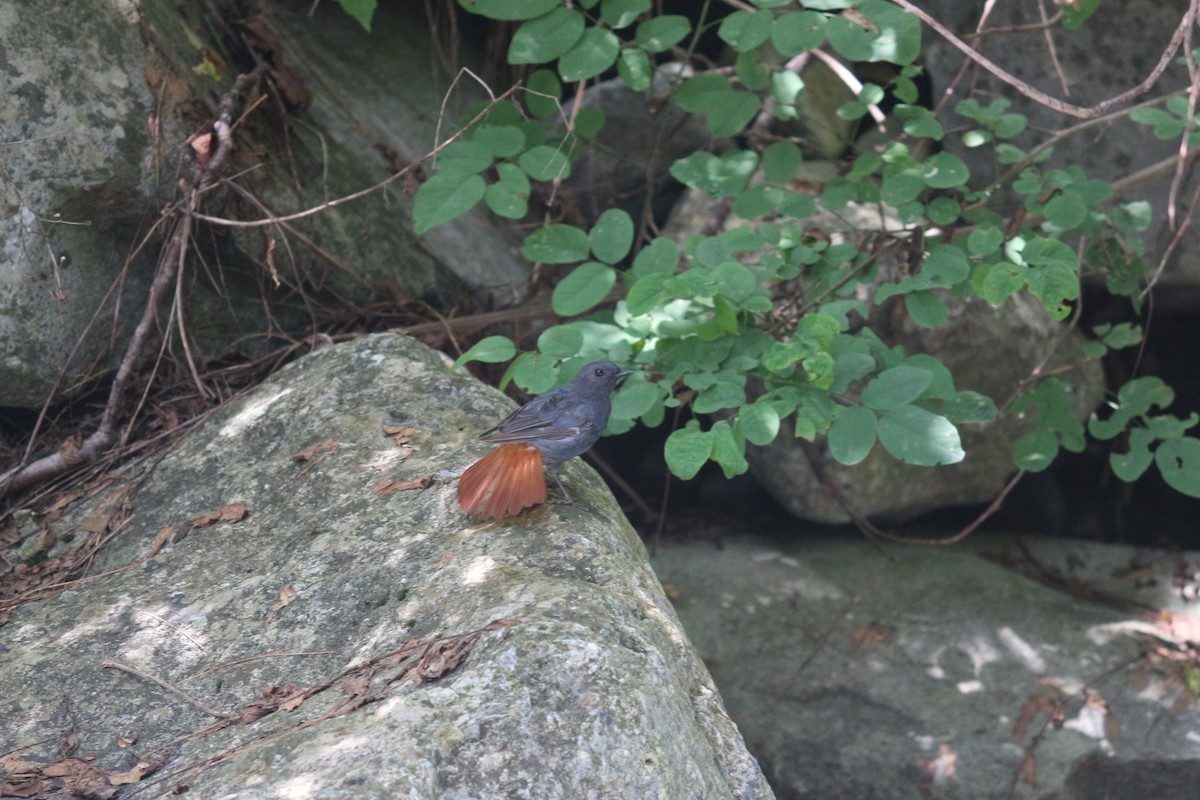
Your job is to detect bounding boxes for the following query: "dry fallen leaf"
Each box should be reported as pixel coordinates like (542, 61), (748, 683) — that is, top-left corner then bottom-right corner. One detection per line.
(851, 622), (891, 649)
(190, 503), (249, 528)
(371, 476), (432, 495)
(272, 585), (297, 612)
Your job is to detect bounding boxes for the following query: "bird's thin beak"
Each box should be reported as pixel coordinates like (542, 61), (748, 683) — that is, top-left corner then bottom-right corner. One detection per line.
(618, 369), (635, 379)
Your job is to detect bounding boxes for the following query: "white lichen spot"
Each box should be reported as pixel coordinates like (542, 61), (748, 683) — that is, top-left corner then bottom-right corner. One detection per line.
(462, 556), (496, 585)
(957, 680), (984, 694)
(217, 387), (294, 438)
(997, 627), (1046, 673)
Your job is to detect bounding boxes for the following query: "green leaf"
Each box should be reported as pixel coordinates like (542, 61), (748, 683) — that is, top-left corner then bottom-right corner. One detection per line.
(636, 15), (692, 52)
(669, 150), (757, 197)
(518, 145), (572, 181)
(589, 209), (634, 264)
(826, 0), (920, 64)
(738, 402), (781, 446)
(878, 406), (964, 465)
(674, 74), (732, 113)
(895, 104), (943, 139)
(694, 380), (746, 413)
(612, 378), (660, 420)
(511, 351), (558, 393)
(1043, 193), (1088, 230)
(559, 28), (620, 82)
(413, 170), (485, 233)
(630, 237), (679, 279)
(905, 291), (947, 327)
(1110, 427), (1155, 482)
(1060, 0), (1100, 29)
(762, 141), (803, 184)
(1014, 428), (1059, 472)
(732, 185), (783, 217)
(625, 272), (668, 316)
(710, 420), (750, 477)
(881, 170), (925, 205)
(600, 0), (650, 29)
(968, 227), (1004, 256)
(921, 152), (968, 189)
(522, 223), (590, 263)
(485, 163), (531, 218)
(706, 90), (762, 137)
(665, 424), (714, 480)
(829, 406), (877, 465)
(525, 69), (562, 118)
(941, 391), (998, 424)
(771, 10), (827, 55)
(537, 325), (585, 357)
(1156, 437), (1200, 498)
(927, 197), (960, 225)
(552, 261), (617, 316)
(337, 0), (376, 31)
(453, 335), (516, 369)
(862, 365), (933, 411)
(471, 125), (526, 157)
(457, 0), (560, 21)
(508, 7), (585, 63)
(617, 46), (653, 91)
(718, 9), (774, 52)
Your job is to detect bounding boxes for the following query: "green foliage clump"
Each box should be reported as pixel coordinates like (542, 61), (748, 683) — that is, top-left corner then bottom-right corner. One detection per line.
(354, 1), (1200, 499)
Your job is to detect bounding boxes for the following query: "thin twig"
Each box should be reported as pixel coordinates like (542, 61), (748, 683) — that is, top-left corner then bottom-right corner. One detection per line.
(102, 660), (236, 720)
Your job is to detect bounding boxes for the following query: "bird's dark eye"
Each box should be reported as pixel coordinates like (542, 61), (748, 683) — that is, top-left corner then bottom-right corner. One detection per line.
(594, 367), (605, 377)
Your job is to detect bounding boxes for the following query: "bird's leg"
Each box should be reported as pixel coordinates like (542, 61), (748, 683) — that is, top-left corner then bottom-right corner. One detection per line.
(546, 465), (602, 515)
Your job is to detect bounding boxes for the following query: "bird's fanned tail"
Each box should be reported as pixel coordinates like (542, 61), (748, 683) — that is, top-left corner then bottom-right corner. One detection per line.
(458, 443), (546, 519)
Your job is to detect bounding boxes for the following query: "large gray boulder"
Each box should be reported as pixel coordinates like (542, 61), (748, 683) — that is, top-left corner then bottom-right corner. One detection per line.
(653, 531), (1200, 800)
(0, 1), (531, 410)
(0, 334), (771, 799)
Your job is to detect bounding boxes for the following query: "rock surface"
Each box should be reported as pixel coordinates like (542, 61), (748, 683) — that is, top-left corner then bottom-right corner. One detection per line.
(652, 530), (1200, 800)
(0, 334), (771, 800)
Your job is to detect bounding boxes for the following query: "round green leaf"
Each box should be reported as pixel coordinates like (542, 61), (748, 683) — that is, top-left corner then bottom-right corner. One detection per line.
(552, 261), (617, 316)
(617, 47), (653, 91)
(1155, 437), (1200, 498)
(559, 28), (620, 82)
(739, 402), (781, 446)
(435, 141), (494, 174)
(522, 223), (590, 264)
(905, 291), (948, 327)
(771, 11), (827, 55)
(636, 15), (692, 53)
(1014, 428), (1059, 472)
(537, 325), (585, 358)
(1110, 427), (1155, 482)
(862, 365), (934, 411)
(878, 406), (964, 466)
(612, 378), (661, 420)
(967, 227), (1004, 256)
(631, 237), (679, 279)
(710, 420), (750, 478)
(706, 90), (762, 137)
(665, 425), (714, 480)
(456, 0), (559, 21)
(921, 152), (969, 188)
(1044, 193), (1088, 230)
(762, 141), (802, 184)
(718, 9), (774, 52)
(413, 170), (485, 234)
(485, 163), (531, 219)
(511, 351), (559, 394)
(927, 197), (960, 225)
(471, 125), (526, 158)
(508, 8), (585, 64)
(589, 209), (634, 264)
(881, 171), (925, 205)
(525, 69), (562, 118)
(518, 145), (572, 181)
(600, 0), (650, 29)
(693, 381), (746, 414)
(829, 406), (877, 466)
(452, 335), (516, 369)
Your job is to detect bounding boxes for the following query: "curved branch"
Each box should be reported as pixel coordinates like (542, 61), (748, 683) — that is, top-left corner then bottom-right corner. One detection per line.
(892, 0), (1199, 119)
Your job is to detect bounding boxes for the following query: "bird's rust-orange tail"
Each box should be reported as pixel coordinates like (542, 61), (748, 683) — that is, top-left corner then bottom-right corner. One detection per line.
(458, 443), (546, 519)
